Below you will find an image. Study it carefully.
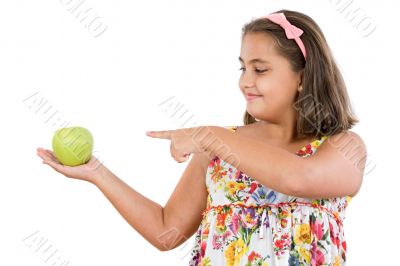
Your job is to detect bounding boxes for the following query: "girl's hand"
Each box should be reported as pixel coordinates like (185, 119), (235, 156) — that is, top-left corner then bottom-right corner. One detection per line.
(146, 126), (209, 163)
(36, 147), (104, 183)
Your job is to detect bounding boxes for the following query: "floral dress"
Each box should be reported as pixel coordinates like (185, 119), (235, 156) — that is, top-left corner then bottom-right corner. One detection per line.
(188, 126), (351, 266)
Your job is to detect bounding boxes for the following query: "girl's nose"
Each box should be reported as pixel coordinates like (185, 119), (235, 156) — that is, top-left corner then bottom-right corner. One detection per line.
(239, 73), (255, 89)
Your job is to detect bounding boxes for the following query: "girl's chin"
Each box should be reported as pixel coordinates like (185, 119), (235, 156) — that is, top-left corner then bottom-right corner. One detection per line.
(246, 105), (268, 116)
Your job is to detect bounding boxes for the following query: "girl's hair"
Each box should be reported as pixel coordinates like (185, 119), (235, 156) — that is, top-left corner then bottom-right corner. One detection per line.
(241, 9), (359, 139)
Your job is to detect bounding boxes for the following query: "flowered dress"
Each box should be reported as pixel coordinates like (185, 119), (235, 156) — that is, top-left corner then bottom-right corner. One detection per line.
(188, 126), (351, 266)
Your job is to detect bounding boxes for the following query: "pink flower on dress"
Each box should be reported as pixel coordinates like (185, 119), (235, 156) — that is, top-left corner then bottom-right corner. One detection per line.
(311, 240), (325, 266)
(212, 234), (222, 249)
(312, 248), (325, 266)
(230, 214), (240, 235)
(222, 230), (232, 240)
(311, 220), (324, 240)
(200, 241), (207, 258)
(249, 182), (258, 193)
(342, 241), (347, 252)
(248, 251), (262, 262)
(329, 221), (340, 249)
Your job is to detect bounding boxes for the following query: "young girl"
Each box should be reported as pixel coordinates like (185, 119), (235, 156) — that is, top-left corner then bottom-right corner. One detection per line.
(37, 9), (366, 266)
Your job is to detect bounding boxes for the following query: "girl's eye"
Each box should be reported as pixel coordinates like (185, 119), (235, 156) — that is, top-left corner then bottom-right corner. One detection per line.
(238, 67), (268, 73)
(255, 68), (268, 73)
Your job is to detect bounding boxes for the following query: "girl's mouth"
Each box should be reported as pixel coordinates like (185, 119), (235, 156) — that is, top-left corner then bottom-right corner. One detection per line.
(245, 94), (262, 101)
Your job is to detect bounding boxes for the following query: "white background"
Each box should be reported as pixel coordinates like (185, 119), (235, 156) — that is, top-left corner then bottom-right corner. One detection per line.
(0, 0), (398, 265)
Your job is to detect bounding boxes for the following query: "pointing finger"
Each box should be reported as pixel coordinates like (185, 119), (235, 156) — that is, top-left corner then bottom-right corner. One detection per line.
(146, 130), (172, 139)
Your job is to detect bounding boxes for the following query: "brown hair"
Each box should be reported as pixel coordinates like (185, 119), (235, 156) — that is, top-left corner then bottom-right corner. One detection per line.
(241, 9), (359, 139)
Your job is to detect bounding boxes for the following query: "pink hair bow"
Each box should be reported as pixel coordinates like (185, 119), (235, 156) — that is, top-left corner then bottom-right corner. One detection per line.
(263, 12), (307, 59)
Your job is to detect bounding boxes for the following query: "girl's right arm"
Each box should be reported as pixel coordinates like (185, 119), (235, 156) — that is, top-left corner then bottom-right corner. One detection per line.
(37, 148), (210, 251)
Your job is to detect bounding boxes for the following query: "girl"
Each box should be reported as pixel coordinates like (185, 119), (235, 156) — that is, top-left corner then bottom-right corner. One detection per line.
(37, 9), (366, 266)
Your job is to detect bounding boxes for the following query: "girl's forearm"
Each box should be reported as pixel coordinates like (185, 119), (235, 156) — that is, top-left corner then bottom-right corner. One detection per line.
(90, 165), (168, 251)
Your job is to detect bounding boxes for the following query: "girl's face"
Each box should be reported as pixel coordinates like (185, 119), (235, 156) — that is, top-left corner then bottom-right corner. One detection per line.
(238, 32), (302, 123)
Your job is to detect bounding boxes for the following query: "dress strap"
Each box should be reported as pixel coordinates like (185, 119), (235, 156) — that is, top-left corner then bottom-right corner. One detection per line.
(225, 126), (238, 133)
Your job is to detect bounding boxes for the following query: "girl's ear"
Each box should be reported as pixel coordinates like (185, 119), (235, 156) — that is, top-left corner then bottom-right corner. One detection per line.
(298, 70), (304, 87)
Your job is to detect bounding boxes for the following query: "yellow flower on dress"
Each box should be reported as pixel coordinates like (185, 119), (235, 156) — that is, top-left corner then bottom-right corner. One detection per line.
(227, 181), (237, 196)
(199, 257), (211, 266)
(217, 182), (223, 190)
(245, 212), (253, 223)
(346, 195), (352, 207)
(226, 181), (246, 196)
(224, 238), (248, 266)
(237, 183), (246, 190)
(294, 223), (312, 245)
(333, 255), (341, 266)
(298, 247), (311, 264)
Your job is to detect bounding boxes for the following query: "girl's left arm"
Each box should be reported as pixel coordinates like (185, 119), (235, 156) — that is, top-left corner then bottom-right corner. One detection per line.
(200, 126), (367, 198)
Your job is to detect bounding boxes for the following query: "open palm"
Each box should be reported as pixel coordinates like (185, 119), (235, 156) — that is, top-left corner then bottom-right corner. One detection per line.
(36, 147), (103, 183)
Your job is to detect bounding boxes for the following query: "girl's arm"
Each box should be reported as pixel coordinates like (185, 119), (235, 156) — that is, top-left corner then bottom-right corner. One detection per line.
(198, 127), (366, 198)
(92, 152), (209, 251)
(37, 148), (210, 251)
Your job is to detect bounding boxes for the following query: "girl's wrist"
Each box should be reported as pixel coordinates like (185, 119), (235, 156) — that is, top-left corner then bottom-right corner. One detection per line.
(89, 162), (111, 186)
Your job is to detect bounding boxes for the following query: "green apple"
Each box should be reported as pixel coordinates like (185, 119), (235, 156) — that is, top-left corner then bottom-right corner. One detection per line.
(52, 126), (93, 166)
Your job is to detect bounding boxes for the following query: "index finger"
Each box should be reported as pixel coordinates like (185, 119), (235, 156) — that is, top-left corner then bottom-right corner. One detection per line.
(146, 130), (172, 139)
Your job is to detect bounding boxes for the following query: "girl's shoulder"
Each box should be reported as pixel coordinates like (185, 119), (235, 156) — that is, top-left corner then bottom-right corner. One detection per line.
(316, 130), (366, 153)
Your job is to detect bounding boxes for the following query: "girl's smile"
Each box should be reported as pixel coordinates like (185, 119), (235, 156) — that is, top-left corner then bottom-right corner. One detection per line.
(245, 94), (263, 101)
